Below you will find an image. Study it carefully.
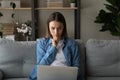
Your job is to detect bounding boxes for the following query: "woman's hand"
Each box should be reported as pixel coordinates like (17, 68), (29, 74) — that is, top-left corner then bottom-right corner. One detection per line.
(52, 39), (58, 47)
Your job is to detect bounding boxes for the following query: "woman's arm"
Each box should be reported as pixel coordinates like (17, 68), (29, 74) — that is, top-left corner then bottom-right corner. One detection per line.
(29, 38), (58, 80)
(71, 41), (83, 80)
(36, 38), (58, 65)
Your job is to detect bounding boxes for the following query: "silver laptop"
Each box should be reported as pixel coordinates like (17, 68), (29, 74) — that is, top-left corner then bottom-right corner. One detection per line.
(37, 65), (78, 80)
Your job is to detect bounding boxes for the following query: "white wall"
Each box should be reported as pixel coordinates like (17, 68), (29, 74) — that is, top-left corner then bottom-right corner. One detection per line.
(0, 10), (31, 23)
(81, 0), (119, 43)
(1, 0), (119, 42)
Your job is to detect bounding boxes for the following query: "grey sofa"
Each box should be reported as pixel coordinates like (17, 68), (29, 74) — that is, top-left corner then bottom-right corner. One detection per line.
(0, 38), (120, 80)
(0, 39), (36, 80)
(85, 39), (120, 80)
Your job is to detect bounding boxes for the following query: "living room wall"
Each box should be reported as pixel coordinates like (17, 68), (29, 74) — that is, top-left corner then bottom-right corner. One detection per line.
(81, 0), (119, 42)
(1, 0), (119, 42)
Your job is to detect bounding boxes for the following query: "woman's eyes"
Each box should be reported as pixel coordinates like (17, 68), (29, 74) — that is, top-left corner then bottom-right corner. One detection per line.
(51, 27), (55, 30)
(51, 27), (62, 30)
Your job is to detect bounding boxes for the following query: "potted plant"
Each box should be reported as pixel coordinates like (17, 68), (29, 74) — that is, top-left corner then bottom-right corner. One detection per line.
(70, 0), (76, 8)
(14, 20), (32, 41)
(95, 0), (120, 37)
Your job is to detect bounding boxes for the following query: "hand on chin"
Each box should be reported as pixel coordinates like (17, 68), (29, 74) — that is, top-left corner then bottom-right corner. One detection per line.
(53, 37), (60, 42)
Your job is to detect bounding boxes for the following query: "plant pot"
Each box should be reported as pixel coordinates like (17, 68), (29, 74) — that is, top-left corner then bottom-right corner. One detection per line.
(70, 3), (75, 8)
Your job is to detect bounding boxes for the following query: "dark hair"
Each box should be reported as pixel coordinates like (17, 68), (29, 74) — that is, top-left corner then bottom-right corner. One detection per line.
(46, 12), (68, 39)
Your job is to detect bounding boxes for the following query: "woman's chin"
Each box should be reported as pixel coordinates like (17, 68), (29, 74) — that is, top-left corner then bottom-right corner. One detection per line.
(53, 37), (60, 41)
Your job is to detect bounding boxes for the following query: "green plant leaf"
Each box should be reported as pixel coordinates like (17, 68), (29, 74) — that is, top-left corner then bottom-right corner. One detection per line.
(95, 9), (106, 23)
(95, 10), (114, 23)
(104, 4), (118, 14)
(111, 32), (120, 36)
(100, 26), (108, 31)
(116, 16), (120, 27)
(100, 24), (111, 32)
(11, 13), (15, 18)
(106, 0), (116, 6)
(10, 2), (16, 9)
(107, 0), (120, 7)
(0, 12), (3, 17)
(115, 16), (120, 32)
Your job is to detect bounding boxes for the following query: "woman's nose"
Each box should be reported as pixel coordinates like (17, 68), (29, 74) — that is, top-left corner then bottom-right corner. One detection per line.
(54, 29), (58, 34)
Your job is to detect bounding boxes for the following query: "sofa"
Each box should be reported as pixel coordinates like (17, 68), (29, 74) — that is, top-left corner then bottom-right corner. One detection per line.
(0, 38), (120, 80)
(0, 39), (36, 80)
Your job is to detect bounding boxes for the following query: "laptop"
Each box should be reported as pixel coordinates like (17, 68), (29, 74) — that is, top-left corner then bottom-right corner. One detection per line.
(37, 65), (78, 80)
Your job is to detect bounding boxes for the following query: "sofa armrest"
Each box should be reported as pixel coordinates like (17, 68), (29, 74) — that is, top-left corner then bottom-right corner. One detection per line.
(0, 70), (3, 80)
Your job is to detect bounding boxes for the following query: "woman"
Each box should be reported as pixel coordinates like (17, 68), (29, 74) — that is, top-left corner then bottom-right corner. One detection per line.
(29, 12), (83, 80)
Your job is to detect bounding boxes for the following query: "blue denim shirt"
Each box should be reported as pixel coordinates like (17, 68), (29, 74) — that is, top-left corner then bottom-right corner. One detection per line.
(29, 37), (83, 80)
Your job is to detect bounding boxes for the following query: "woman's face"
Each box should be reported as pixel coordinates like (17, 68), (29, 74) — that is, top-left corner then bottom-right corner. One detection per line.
(49, 21), (64, 41)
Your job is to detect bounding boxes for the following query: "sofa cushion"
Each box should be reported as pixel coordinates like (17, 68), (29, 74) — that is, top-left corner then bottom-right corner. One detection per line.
(4, 78), (28, 80)
(87, 77), (120, 80)
(86, 39), (120, 77)
(0, 39), (36, 78)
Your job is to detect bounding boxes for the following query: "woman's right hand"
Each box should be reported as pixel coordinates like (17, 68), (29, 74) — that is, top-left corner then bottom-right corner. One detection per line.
(52, 39), (58, 47)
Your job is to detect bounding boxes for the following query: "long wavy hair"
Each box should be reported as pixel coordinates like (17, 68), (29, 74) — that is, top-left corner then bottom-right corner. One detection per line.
(45, 12), (68, 39)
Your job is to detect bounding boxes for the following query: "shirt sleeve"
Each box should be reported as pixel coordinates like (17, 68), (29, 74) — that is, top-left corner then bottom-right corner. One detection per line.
(36, 39), (58, 65)
(71, 41), (83, 80)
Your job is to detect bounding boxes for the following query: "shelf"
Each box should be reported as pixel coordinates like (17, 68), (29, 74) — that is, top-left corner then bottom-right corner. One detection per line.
(35, 7), (77, 10)
(0, 8), (31, 10)
(0, 7), (77, 10)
